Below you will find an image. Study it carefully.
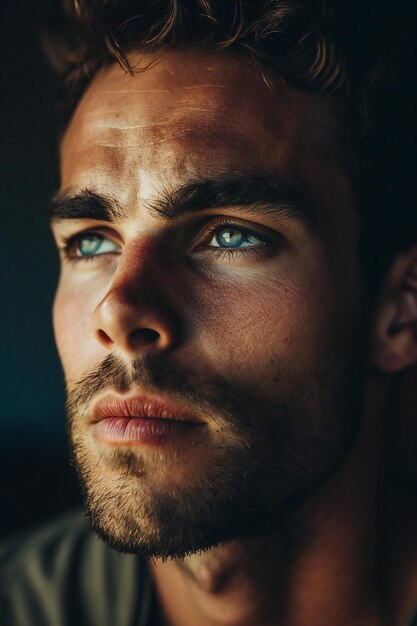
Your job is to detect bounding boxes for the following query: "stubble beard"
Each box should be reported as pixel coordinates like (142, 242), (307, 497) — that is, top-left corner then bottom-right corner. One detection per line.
(67, 336), (367, 560)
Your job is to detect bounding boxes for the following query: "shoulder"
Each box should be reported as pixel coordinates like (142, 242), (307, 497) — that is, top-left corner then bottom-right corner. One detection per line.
(0, 509), (90, 579)
(0, 509), (152, 626)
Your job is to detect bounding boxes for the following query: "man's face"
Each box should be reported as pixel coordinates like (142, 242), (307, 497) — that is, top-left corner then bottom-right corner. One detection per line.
(52, 50), (365, 558)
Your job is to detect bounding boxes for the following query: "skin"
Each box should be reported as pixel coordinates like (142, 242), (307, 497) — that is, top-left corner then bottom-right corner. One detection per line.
(51, 50), (417, 625)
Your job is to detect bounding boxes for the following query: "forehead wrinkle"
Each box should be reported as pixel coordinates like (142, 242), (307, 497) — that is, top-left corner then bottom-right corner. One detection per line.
(93, 122), (175, 131)
(77, 103), (256, 139)
(86, 85), (227, 95)
(83, 75), (266, 126)
(68, 69), (285, 156)
(84, 83), (231, 114)
(85, 106), (267, 156)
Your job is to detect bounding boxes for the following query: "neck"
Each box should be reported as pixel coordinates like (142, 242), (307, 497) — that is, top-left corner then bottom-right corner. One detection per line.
(150, 374), (416, 626)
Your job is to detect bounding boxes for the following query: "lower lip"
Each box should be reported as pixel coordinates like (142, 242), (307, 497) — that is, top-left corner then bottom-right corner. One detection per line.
(91, 417), (203, 446)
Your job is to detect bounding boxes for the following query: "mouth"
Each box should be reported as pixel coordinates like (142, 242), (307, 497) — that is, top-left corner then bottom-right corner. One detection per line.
(90, 391), (205, 446)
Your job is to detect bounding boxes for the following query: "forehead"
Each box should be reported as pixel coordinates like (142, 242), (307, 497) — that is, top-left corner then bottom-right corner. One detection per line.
(61, 50), (326, 199)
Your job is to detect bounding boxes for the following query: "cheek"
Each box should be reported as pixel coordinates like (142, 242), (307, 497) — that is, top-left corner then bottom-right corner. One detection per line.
(185, 266), (334, 387)
(53, 279), (108, 384)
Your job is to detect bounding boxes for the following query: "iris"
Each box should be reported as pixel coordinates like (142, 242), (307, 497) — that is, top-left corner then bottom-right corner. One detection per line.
(213, 227), (261, 249)
(76, 234), (119, 257)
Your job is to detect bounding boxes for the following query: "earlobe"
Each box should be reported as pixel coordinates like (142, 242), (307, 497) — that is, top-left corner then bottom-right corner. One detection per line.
(373, 248), (417, 373)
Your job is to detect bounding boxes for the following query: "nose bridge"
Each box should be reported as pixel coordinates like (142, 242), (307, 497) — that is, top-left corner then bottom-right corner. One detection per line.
(92, 237), (179, 356)
(111, 237), (156, 300)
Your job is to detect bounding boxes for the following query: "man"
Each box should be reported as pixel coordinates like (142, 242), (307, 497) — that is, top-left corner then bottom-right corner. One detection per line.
(1, 1), (416, 625)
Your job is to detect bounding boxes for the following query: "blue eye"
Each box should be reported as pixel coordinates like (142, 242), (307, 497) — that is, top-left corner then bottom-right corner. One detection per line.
(208, 226), (262, 249)
(75, 234), (120, 257)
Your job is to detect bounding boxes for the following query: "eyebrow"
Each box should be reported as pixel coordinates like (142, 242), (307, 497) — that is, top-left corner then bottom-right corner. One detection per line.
(48, 189), (124, 223)
(48, 172), (315, 228)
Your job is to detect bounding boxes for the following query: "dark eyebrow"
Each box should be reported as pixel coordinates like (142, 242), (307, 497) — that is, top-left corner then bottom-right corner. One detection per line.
(48, 172), (314, 227)
(48, 189), (124, 224)
(149, 172), (314, 226)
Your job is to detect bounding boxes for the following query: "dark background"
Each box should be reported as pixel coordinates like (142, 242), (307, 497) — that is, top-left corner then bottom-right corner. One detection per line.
(0, 0), (81, 539)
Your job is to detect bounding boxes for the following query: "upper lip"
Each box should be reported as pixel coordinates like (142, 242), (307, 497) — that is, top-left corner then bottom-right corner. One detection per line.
(91, 392), (204, 424)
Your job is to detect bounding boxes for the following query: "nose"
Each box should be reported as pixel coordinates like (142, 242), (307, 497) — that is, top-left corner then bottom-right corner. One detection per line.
(92, 275), (180, 357)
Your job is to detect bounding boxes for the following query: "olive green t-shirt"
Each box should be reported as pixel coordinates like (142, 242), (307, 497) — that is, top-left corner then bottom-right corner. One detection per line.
(0, 510), (155, 626)
(1, 509), (417, 626)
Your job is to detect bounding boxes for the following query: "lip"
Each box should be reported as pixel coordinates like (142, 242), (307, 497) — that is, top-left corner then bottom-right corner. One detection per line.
(90, 392), (205, 446)
(91, 392), (204, 425)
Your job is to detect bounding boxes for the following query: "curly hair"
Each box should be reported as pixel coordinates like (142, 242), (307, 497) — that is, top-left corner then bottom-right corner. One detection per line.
(44, 1), (402, 114)
(43, 0), (416, 292)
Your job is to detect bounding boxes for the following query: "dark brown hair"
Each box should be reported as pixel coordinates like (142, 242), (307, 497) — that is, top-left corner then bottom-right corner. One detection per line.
(44, 1), (405, 115)
(44, 0), (416, 291)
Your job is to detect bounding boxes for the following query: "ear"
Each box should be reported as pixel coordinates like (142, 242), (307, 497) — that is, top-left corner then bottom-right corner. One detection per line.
(372, 245), (417, 373)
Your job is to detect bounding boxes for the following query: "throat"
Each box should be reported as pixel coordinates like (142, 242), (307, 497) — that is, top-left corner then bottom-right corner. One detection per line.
(176, 549), (242, 594)
(150, 532), (300, 626)
(174, 536), (283, 594)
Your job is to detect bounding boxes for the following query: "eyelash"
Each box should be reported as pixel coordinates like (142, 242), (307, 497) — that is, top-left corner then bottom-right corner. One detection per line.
(60, 219), (276, 264)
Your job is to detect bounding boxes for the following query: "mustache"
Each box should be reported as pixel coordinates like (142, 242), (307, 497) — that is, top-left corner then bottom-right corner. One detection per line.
(66, 353), (238, 422)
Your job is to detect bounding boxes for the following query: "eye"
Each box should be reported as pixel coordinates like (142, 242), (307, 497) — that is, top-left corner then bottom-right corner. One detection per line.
(65, 232), (121, 259)
(76, 233), (119, 257)
(207, 226), (263, 249)
(192, 218), (280, 263)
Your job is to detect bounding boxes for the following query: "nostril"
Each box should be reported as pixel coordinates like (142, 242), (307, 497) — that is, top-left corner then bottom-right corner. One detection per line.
(96, 329), (113, 346)
(131, 328), (160, 345)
